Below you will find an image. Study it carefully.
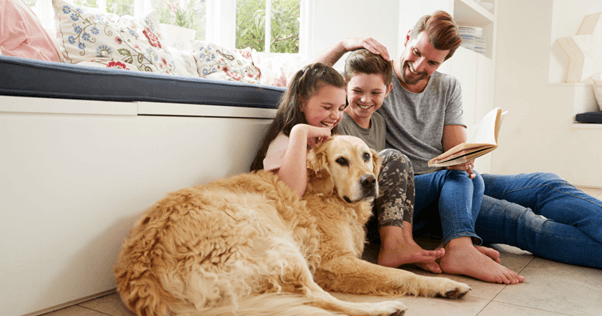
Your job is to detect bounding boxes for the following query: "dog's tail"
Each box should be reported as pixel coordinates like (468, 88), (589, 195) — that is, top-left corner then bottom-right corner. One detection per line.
(172, 293), (344, 316)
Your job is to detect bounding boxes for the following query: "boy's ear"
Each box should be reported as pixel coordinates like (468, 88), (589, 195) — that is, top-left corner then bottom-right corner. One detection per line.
(385, 83), (393, 98)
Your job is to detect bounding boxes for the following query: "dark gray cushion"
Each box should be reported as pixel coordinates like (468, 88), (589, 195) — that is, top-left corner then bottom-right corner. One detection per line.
(0, 55), (284, 109)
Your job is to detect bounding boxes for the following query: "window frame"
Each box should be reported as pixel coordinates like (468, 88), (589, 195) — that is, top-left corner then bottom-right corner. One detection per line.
(30, 0), (310, 56)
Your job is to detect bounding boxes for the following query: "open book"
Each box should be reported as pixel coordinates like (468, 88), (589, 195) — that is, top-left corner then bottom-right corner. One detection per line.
(428, 107), (507, 168)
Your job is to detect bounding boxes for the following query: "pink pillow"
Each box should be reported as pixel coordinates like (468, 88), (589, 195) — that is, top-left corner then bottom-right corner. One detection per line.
(0, 0), (60, 62)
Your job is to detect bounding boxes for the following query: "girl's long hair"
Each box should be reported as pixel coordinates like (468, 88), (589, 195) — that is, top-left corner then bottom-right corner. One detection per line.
(249, 63), (346, 171)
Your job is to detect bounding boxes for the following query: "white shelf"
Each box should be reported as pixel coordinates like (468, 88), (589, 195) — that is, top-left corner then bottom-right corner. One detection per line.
(454, 0), (494, 27)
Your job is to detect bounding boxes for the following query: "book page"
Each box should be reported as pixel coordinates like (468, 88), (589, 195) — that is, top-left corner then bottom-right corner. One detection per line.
(466, 107), (504, 145)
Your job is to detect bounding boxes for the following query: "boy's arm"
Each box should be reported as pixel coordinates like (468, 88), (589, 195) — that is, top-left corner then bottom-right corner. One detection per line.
(305, 38), (391, 67)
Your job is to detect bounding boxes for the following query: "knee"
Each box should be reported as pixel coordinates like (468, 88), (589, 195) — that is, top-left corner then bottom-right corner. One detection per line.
(472, 171), (485, 195)
(378, 149), (413, 172)
(531, 172), (568, 186)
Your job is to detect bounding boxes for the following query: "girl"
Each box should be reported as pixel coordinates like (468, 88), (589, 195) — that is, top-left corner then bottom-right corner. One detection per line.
(250, 63), (347, 197)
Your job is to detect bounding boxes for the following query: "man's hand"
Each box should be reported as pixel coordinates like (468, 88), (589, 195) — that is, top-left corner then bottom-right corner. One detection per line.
(342, 38), (391, 61)
(446, 160), (476, 179)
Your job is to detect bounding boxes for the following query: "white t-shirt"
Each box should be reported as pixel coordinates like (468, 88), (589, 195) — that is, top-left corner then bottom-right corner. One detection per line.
(263, 132), (289, 172)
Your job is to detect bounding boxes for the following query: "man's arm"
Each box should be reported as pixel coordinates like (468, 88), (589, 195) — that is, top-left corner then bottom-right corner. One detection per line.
(442, 125), (475, 178)
(305, 38), (391, 67)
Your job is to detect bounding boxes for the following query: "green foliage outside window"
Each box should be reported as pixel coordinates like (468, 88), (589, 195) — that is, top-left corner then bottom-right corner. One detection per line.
(236, 0), (300, 53)
(154, 0), (206, 40)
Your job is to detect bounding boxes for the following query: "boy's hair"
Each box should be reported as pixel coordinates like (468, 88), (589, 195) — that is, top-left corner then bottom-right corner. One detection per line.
(411, 10), (462, 61)
(344, 49), (392, 86)
(249, 63), (347, 171)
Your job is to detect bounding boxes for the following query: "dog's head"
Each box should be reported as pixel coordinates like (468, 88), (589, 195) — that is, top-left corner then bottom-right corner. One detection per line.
(306, 135), (381, 203)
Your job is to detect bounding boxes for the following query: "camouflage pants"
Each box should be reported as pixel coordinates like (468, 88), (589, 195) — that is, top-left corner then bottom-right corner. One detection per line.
(366, 148), (415, 243)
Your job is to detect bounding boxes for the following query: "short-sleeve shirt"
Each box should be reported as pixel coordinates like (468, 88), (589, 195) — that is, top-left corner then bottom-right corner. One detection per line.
(262, 132), (289, 172)
(377, 70), (465, 174)
(337, 111), (386, 152)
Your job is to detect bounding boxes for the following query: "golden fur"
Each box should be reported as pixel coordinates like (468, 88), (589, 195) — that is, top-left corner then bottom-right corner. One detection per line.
(114, 135), (470, 316)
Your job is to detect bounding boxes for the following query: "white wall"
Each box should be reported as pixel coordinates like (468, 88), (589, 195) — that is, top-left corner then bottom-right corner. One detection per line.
(491, 0), (602, 188)
(306, 0), (400, 69)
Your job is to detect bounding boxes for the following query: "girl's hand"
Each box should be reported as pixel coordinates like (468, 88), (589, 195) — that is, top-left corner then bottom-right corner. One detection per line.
(291, 124), (332, 148)
(300, 124), (332, 148)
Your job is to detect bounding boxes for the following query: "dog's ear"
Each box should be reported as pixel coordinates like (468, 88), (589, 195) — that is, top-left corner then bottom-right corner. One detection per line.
(371, 148), (382, 177)
(306, 147), (335, 195)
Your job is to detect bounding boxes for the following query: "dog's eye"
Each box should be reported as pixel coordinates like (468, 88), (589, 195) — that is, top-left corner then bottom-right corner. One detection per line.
(363, 152), (371, 162)
(335, 157), (349, 167)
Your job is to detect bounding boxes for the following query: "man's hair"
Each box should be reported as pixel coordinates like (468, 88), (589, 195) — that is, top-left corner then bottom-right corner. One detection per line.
(410, 10), (462, 60)
(344, 49), (392, 86)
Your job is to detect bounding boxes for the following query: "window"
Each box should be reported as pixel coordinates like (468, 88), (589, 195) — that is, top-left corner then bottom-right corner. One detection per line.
(28, 0), (305, 54)
(235, 0), (300, 54)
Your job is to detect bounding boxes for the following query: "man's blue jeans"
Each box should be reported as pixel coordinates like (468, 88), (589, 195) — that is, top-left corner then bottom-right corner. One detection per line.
(413, 169), (485, 246)
(476, 173), (602, 269)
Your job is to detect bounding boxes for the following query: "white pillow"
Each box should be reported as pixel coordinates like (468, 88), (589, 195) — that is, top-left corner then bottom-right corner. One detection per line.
(167, 47), (200, 77)
(52, 0), (177, 74)
(190, 40), (261, 84)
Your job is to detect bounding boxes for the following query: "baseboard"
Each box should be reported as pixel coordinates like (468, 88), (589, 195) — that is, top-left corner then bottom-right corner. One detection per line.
(22, 288), (117, 316)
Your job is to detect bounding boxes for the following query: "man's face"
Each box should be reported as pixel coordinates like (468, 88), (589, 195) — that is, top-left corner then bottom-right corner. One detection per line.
(399, 31), (449, 85)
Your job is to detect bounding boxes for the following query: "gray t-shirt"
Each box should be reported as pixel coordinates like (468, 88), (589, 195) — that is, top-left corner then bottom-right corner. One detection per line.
(337, 111), (386, 151)
(378, 70), (465, 174)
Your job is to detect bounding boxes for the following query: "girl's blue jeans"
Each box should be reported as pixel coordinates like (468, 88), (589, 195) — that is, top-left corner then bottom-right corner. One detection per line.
(476, 172), (602, 269)
(413, 169), (485, 246)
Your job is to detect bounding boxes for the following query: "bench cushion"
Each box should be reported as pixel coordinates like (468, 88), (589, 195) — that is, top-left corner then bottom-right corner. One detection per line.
(0, 55), (284, 109)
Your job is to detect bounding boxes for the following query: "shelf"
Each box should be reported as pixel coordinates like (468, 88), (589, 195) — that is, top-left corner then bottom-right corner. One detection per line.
(454, 0), (494, 27)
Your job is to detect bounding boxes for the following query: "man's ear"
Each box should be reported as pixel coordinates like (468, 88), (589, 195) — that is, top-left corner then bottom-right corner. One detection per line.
(405, 29), (411, 45)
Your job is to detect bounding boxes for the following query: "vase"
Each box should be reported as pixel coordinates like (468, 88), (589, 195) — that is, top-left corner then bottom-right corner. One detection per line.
(160, 23), (197, 51)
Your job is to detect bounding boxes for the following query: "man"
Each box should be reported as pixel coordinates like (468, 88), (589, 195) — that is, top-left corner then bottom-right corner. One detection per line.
(309, 10), (602, 283)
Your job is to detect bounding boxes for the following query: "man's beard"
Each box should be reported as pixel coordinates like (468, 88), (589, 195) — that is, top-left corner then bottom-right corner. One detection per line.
(401, 60), (428, 85)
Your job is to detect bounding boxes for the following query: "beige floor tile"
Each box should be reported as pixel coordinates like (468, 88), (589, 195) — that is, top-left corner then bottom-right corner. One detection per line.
(332, 292), (489, 316)
(392, 245), (535, 301)
(479, 301), (571, 316)
(40, 305), (108, 316)
(578, 187), (602, 199)
(493, 257), (602, 316)
(78, 292), (135, 316)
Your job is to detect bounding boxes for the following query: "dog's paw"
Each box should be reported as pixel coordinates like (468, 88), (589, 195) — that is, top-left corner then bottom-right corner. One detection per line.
(370, 300), (407, 316)
(434, 279), (471, 299)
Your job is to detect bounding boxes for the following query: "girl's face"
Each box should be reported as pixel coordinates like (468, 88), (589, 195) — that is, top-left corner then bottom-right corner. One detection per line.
(346, 73), (392, 121)
(300, 84), (347, 129)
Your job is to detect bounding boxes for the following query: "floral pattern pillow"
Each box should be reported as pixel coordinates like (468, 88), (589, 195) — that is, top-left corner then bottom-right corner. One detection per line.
(190, 40), (261, 84)
(52, 0), (176, 74)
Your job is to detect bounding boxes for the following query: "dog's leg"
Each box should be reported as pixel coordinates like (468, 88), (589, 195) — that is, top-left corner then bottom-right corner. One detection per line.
(281, 253), (407, 316)
(315, 255), (471, 298)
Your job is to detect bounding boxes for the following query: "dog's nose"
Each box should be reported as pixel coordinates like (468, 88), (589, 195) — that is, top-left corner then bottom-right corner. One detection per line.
(360, 174), (376, 190)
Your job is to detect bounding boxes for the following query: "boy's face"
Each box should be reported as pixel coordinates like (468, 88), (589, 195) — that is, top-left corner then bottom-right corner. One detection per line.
(346, 73), (393, 122)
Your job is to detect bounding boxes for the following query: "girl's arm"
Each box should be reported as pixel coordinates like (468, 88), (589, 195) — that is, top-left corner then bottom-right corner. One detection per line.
(277, 124), (332, 197)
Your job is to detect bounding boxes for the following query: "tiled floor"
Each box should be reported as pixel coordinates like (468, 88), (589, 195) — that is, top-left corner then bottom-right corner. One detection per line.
(40, 188), (602, 316)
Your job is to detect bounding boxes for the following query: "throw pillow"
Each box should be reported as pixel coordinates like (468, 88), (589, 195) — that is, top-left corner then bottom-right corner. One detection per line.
(52, 0), (176, 74)
(0, 0), (61, 62)
(191, 40), (261, 84)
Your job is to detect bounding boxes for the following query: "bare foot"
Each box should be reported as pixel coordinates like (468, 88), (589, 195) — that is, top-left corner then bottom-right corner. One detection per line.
(377, 225), (445, 268)
(439, 237), (525, 284)
(476, 246), (500, 263)
(415, 261), (443, 274)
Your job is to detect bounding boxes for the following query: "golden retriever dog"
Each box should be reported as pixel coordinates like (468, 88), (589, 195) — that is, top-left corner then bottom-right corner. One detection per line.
(114, 135), (471, 316)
